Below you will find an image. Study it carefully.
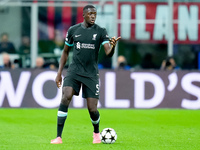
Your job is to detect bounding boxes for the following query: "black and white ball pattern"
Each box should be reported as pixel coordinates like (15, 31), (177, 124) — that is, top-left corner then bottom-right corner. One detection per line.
(100, 128), (117, 144)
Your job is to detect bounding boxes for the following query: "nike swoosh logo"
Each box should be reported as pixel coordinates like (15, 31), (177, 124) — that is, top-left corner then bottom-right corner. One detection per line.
(75, 35), (81, 37)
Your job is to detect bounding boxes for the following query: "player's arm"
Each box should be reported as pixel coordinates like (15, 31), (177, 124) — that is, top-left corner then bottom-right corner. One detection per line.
(55, 44), (70, 88)
(103, 36), (121, 57)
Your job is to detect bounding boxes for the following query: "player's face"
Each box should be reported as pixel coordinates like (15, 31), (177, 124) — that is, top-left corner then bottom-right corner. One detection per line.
(83, 8), (97, 26)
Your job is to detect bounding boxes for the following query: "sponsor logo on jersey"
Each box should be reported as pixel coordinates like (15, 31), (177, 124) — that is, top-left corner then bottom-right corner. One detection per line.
(76, 42), (81, 49)
(76, 42), (95, 50)
(82, 43), (95, 49)
(92, 34), (97, 40)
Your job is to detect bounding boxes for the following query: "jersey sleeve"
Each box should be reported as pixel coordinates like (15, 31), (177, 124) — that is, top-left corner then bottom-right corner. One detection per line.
(101, 28), (110, 45)
(65, 27), (74, 47)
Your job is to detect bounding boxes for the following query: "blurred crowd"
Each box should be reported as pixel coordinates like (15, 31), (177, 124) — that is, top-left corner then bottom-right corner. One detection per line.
(0, 32), (59, 69)
(0, 32), (197, 71)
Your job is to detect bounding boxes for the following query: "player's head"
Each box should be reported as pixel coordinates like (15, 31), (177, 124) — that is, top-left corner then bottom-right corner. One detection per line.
(83, 5), (97, 26)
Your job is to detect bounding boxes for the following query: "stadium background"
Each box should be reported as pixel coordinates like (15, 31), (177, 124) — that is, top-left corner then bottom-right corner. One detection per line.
(1, 1), (200, 150)
(0, 0), (200, 109)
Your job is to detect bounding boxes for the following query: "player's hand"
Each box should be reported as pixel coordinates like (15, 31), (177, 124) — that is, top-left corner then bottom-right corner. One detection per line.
(109, 36), (121, 47)
(55, 73), (62, 89)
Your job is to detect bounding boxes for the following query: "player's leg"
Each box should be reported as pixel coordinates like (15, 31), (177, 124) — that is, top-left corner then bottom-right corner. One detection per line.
(51, 86), (75, 144)
(51, 72), (81, 144)
(57, 86), (75, 137)
(82, 75), (100, 134)
(78, 74), (101, 143)
(86, 98), (101, 143)
(87, 98), (100, 133)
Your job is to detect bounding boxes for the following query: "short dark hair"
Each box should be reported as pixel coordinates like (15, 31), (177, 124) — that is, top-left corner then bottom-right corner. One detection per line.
(83, 5), (96, 11)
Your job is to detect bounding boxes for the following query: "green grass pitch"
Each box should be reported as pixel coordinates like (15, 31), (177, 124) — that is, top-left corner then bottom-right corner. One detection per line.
(0, 108), (200, 150)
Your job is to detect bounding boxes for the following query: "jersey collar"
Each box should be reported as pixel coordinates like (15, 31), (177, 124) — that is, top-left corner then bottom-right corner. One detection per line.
(81, 22), (95, 29)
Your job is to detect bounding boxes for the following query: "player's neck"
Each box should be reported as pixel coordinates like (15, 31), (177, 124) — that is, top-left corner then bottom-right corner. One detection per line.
(82, 21), (94, 28)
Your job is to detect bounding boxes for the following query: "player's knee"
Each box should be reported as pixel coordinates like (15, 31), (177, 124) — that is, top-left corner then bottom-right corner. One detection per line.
(87, 99), (98, 112)
(88, 107), (98, 114)
(61, 95), (72, 106)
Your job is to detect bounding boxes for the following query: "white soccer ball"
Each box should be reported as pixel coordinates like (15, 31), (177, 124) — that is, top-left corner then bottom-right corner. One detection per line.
(100, 128), (117, 144)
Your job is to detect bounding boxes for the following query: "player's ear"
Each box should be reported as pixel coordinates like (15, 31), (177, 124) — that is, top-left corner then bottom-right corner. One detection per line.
(83, 12), (86, 18)
(83, 9), (87, 18)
